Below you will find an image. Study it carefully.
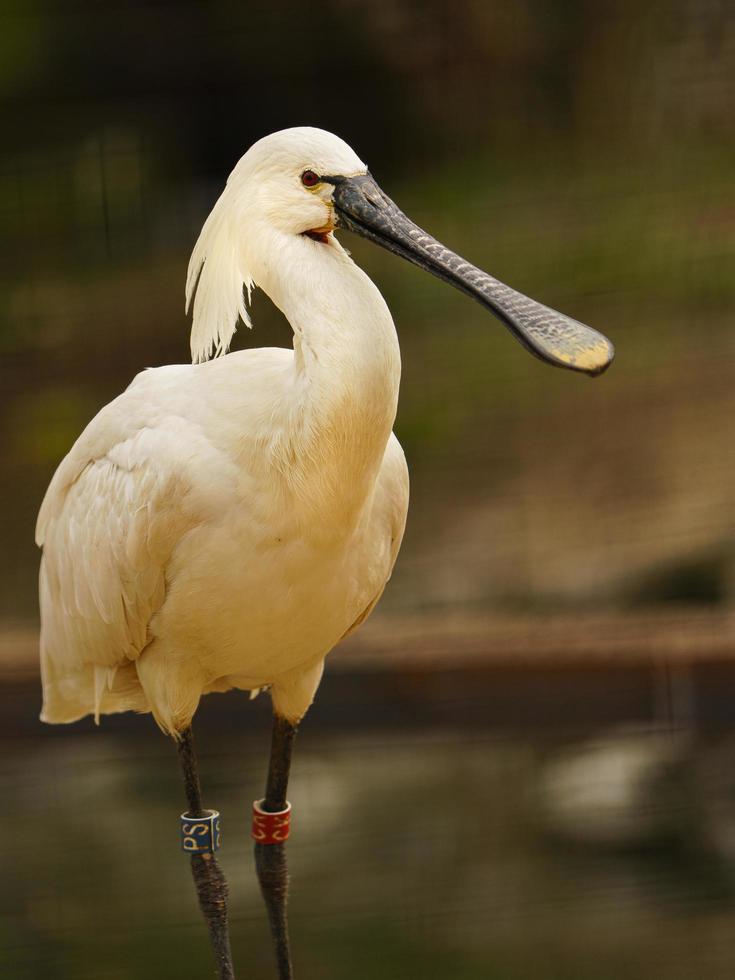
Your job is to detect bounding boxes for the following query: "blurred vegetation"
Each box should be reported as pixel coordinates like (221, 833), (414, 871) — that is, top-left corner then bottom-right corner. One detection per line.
(2, 0), (734, 622)
(3, 4), (735, 977)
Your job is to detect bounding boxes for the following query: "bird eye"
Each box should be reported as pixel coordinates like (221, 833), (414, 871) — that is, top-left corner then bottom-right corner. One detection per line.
(301, 170), (320, 188)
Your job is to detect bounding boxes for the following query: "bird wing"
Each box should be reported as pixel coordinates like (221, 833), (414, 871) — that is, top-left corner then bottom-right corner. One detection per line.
(36, 373), (237, 720)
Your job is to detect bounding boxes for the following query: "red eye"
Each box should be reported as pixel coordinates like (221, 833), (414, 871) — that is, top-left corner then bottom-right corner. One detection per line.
(301, 170), (320, 188)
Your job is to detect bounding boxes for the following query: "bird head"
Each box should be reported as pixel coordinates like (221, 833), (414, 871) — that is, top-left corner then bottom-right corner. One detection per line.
(187, 127), (614, 375)
(186, 127), (367, 362)
(226, 128), (366, 242)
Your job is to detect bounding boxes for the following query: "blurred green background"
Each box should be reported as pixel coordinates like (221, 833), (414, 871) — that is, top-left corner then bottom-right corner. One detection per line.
(2, 1), (735, 977)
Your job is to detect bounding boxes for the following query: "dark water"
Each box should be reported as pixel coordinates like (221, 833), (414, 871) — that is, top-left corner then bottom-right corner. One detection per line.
(4, 679), (735, 980)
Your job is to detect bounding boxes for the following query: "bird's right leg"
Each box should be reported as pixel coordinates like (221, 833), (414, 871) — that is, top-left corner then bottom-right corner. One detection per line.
(177, 726), (236, 980)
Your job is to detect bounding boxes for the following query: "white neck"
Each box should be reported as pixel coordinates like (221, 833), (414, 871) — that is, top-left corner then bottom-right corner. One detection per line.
(252, 230), (401, 524)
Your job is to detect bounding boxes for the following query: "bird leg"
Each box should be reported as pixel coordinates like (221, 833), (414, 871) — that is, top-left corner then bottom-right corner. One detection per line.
(253, 713), (298, 980)
(177, 726), (236, 980)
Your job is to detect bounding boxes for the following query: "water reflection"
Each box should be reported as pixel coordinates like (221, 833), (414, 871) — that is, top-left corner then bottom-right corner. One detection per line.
(4, 717), (735, 979)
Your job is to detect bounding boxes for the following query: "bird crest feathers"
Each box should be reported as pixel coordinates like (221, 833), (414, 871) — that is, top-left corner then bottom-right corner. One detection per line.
(185, 187), (253, 364)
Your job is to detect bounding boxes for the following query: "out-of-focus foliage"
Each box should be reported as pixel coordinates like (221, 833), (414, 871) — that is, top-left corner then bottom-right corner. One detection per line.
(2, 0), (734, 621)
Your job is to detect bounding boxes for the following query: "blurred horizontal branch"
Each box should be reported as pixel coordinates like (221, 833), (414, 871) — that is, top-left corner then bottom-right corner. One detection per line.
(4, 607), (735, 686)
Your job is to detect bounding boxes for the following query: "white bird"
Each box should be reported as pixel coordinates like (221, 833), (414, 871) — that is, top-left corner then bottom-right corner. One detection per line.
(36, 127), (614, 979)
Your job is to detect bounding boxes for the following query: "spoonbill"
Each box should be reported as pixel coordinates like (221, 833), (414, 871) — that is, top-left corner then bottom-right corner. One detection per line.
(36, 127), (614, 979)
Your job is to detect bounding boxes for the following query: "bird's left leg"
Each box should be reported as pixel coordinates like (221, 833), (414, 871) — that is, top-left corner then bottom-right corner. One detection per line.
(177, 726), (236, 980)
(253, 662), (323, 979)
(253, 713), (298, 980)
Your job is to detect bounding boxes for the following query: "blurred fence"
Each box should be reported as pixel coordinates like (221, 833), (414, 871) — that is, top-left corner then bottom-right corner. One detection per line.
(3, 5), (735, 979)
(1, 2), (734, 632)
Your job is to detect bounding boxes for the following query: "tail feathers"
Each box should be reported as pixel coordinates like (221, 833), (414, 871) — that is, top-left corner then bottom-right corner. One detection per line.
(93, 665), (119, 724)
(40, 661), (148, 725)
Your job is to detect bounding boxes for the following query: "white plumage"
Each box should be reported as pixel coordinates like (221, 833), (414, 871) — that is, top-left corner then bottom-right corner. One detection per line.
(37, 128), (409, 735)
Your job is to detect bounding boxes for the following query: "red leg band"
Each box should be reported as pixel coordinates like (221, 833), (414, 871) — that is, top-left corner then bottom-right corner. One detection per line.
(252, 799), (291, 844)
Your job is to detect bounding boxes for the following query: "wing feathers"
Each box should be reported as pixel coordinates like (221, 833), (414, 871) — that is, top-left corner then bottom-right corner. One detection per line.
(37, 410), (235, 722)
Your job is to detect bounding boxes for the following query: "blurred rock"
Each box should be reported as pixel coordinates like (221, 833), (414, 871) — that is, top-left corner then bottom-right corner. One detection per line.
(537, 727), (693, 848)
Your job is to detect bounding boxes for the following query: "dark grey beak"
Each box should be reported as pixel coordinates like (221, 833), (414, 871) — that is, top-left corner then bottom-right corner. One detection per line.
(329, 173), (614, 376)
